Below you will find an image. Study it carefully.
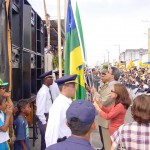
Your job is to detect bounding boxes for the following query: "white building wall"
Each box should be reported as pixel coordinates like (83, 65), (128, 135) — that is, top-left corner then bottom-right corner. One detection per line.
(120, 49), (148, 65)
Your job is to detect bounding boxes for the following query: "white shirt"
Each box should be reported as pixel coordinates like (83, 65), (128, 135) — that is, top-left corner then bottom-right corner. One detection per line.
(45, 94), (72, 147)
(0, 111), (9, 143)
(49, 81), (60, 101)
(36, 84), (52, 124)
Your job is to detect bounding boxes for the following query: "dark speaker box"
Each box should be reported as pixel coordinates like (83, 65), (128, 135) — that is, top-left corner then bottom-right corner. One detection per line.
(23, 51), (31, 99)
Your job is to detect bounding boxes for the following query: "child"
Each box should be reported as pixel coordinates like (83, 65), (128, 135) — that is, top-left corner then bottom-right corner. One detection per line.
(0, 95), (12, 150)
(0, 84), (15, 149)
(94, 83), (131, 136)
(14, 100), (31, 150)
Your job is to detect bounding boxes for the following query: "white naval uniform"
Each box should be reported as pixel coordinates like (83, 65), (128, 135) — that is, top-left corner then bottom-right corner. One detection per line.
(45, 94), (72, 147)
(36, 84), (53, 124)
(49, 81), (60, 101)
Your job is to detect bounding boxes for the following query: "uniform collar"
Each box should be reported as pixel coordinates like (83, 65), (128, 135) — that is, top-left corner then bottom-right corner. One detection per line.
(59, 93), (72, 105)
(42, 84), (49, 90)
(66, 136), (92, 146)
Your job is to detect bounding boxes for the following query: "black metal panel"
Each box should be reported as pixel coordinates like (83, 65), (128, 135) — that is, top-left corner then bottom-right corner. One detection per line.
(31, 9), (36, 52)
(23, 4), (31, 49)
(31, 69), (36, 94)
(12, 68), (22, 101)
(12, 11), (20, 47)
(12, 0), (20, 9)
(23, 51), (31, 99)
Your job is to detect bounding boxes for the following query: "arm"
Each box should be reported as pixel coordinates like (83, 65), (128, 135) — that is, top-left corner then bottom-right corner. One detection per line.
(111, 145), (115, 150)
(94, 97), (113, 113)
(101, 105), (113, 113)
(19, 140), (27, 150)
(0, 114), (11, 132)
(36, 92), (47, 125)
(100, 104), (122, 120)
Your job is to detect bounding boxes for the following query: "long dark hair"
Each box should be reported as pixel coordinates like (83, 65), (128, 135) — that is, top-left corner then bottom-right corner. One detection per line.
(114, 83), (131, 109)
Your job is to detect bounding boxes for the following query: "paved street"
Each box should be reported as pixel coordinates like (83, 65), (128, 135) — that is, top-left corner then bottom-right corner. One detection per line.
(30, 106), (133, 150)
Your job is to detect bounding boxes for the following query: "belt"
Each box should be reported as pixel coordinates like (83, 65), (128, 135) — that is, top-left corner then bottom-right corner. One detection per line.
(57, 136), (67, 143)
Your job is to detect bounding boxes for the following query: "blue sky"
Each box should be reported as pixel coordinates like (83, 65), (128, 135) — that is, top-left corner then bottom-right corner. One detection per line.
(28, 0), (150, 66)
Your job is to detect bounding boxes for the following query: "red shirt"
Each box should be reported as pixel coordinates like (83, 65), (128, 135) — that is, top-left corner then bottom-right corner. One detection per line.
(100, 103), (126, 135)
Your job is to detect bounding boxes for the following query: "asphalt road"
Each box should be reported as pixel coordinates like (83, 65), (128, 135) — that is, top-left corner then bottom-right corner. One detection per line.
(30, 106), (133, 150)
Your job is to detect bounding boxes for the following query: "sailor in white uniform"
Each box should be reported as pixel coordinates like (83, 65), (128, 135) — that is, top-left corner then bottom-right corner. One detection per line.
(45, 74), (78, 147)
(36, 71), (54, 150)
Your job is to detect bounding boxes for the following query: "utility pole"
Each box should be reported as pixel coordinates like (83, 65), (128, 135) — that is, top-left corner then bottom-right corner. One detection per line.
(57, 0), (62, 77)
(108, 50), (109, 65)
(148, 29), (150, 61)
(43, 0), (50, 51)
(104, 54), (105, 63)
(114, 44), (120, 62)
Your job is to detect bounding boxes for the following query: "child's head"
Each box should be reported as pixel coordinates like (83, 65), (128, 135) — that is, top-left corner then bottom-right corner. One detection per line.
(111, 83), (131, 109)
(0, 95), (7, 110)
(132, 94), (150, 124)
(17, 99), (31, 116)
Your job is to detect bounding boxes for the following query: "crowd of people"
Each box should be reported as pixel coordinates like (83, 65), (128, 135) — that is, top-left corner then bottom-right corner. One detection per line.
(0, 66), (150, 150)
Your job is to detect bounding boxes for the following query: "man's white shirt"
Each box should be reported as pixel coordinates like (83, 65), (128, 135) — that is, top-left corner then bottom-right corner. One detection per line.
(36, 84), (52, 125)
(45, 94), (72, 147)
(49, 81), (60, 100)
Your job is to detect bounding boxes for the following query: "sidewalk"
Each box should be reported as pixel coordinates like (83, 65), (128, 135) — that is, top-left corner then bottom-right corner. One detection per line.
(30, 107), (133, 150)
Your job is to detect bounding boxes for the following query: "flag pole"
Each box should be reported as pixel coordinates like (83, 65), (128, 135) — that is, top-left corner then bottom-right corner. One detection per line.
(57, 0), (62, 77)
(63, 0), (67, 60)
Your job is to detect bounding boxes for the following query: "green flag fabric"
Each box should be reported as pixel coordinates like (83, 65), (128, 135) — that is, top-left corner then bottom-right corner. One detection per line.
(75, 2), (86, 60)
(64, 0), (86, 99)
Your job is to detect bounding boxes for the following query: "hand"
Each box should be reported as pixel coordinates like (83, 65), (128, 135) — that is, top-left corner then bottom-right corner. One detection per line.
(93, 97), (102, 108)
(3, 92), (10, 98)
(93, 101), (101, 112)
(91, 86), (96, 93)
(5, 105), (12, 115)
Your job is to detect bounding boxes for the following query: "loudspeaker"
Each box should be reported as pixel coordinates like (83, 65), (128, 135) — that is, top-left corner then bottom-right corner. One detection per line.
(12, 0), (20, 8)
(31, 54), (36, 69)
(11, 8), (20, 47)
(31, 9), (35, 26)
(12, 68), (22, 101)
(12, 48), (20, 68)
(23, 3), (31, 49)
(31, 10), (36, 51)
(23, 51), (31, 99)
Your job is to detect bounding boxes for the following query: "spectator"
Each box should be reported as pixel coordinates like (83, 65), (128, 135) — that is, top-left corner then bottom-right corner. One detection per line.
(111, 94), (150, 150)
(46, 100), (97, 150)
(14, 100), (31, 150)
(94, 83), (131, 136)
(0, 79), (15, 149)
(92, 67), (121, 150)
(0, 95), (12, 150)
